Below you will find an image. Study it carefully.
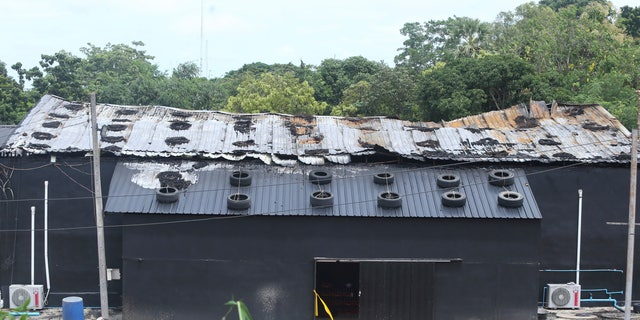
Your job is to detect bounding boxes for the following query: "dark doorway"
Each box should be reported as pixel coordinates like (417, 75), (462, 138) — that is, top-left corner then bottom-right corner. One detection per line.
(315, 261), (360, 318)
(315, 260), (435, 320)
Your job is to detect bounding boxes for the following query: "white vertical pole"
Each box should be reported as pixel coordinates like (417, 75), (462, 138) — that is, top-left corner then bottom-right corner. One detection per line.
(577, 189), (583, 285)
(30, 206), (35, 286)
(91, 94), (109, 319)
(44, 181), (51, 292)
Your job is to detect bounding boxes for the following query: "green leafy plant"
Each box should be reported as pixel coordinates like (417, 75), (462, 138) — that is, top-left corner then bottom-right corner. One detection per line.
(0, 297), (33, 320)
(222, 298), (253, 320)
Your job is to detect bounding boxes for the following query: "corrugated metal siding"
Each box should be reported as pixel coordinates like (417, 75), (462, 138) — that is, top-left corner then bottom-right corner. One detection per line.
(3, 95), (631, 164)
(105, 161), (541, 219)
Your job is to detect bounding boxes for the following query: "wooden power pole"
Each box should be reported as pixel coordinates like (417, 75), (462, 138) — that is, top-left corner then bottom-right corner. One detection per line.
(625, 90), (640, 320)
(91, 94), (109, 319)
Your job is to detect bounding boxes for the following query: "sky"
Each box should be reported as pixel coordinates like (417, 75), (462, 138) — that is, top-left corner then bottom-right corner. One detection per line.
(0, 0), (634, 79)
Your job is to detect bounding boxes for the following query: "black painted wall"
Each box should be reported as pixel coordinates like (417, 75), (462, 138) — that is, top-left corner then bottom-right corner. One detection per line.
(0, 156), (121, 307)
(120, 214), (540, 320)
(526, 165), (634, 304)
(2, 157), (634, 317)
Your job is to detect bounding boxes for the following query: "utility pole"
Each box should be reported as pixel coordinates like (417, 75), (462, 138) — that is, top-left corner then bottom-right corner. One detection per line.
(91, 93), (109, 319)
(624, 90), (640, 320)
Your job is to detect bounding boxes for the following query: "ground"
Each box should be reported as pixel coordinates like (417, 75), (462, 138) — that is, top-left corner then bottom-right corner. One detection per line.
(4, 306), (640, 319)
(542, 307), (640, 319)
(2, 307), (121, 320)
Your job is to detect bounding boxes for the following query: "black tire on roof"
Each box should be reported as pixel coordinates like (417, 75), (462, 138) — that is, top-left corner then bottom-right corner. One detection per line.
(498, 191), (524, 208)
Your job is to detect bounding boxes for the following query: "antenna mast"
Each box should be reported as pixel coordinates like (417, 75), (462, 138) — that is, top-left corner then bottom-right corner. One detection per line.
(200, 0), (204, 74)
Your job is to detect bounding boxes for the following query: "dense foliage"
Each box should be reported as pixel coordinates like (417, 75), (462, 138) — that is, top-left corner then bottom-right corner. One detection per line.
(1, 1), (639, 128)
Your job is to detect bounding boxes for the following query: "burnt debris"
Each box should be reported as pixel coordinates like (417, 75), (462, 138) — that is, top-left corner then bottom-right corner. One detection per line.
(170, 121), (192, 131)
(553, 152), (576, 159)
(582, 122), (609, 131)
(538, 139), (561, 146)
(107, 124), (128, 132)
(171, 111), (191, 118)
(514, 116), (539, 128)
(233, 116), (254, 134)
(416, 140), (440, 148)
(102, 136), (125, 143)
(42, 121), (61, 128)
(472, 138), (500, 146)
(32, 132), (55, 140)
(233, 140), (256, 147)
(27, 143), (50, 150)
(48, 113), (70, 119)
(64, 103), (84, 111)
(116, 109), (138, 116)
(103, 145), (122, 153)
(157, 171), (191, 190)
(165, 136), (190, 146)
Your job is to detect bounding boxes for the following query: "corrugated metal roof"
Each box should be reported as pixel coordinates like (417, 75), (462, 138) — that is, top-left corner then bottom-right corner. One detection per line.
(3, 95), (631, 164)
(104, 160), (541, 219)
(0, 125), (17, 148)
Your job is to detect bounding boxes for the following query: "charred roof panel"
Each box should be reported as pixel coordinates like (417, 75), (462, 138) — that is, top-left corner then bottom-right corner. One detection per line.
(4, 95), (631, 164)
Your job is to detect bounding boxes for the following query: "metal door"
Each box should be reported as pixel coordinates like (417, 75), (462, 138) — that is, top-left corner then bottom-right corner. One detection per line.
(359, 261), (434, 320)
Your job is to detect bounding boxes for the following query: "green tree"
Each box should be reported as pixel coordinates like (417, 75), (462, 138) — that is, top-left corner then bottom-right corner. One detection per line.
(172, 62), (200, 79)
(332, 80), (372, 117)
(366, 66), (419, 119)
(539, 0), (608, 12)
(0, 61), (35, 124)
(29, 50), (87, 100)
(395, 17), (492, 72)
(225, 72), (327, 115)
(80, 42), (163, 104)
(315, 56), (385, 106)
(619, 6), (640, 38)
(419, 55), (537, 121)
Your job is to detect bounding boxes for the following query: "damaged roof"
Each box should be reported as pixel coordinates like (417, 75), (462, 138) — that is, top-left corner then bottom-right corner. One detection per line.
(104, 160), (541, 219)
(3, 94), (632, 165)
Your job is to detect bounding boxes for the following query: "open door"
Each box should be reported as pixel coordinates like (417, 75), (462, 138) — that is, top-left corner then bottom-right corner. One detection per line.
(315, 261), (359, 318)
(315, 260), (434, 320)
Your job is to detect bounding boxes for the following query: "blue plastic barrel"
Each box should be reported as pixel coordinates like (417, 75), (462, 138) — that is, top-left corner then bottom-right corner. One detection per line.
(62, 296), (84, 320)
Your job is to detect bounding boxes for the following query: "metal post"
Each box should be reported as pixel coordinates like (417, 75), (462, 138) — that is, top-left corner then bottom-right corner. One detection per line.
(624, 90), (640, 320)
(577, 189), (583, 285)
(91, 94), (109, 319)
(30, 206), (35, 286)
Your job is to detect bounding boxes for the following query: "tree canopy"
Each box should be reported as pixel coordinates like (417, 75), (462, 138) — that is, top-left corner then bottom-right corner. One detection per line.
(1, 1), (639, 129)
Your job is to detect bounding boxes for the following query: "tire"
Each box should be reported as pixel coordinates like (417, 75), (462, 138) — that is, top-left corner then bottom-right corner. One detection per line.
(229, 170), (252, 186)
(488, 169), (515, 186)
(310, 191), (334, 207)
(378, 192), (402, 208)
(227, 193), (251, 210)
(441, 191), (466, 207)
(309, 169), (332, 185)
(437, 173), (460, 188)
(156, 187), (180, 203)
(498, 191), (524, 207)
(373, 172), (394, 185)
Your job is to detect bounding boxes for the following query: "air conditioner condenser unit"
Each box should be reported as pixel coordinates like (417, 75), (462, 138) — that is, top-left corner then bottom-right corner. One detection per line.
(9, 284), (44, 310)
(547, 283), (580, 309)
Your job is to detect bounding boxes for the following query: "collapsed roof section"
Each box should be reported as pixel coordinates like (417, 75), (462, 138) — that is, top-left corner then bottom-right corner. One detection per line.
(3, 94), (632, 165)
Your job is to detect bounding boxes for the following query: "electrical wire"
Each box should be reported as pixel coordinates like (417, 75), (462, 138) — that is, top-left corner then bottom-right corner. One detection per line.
(0, 133), (629, 232)
(54, 164), (94, 194)
(0, 156), (597, 205)
(0, 160), (589, 233)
